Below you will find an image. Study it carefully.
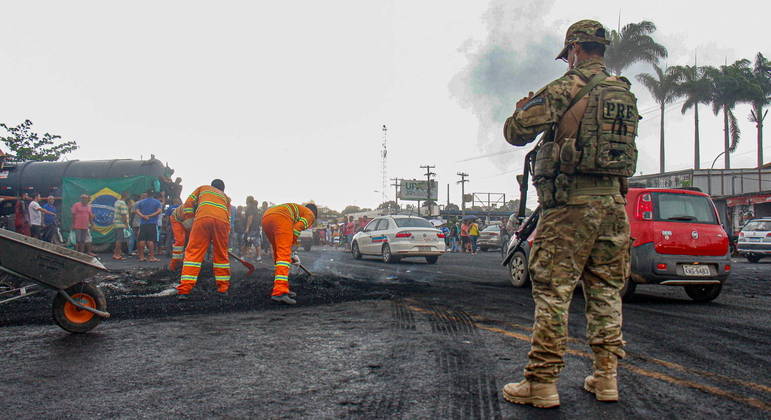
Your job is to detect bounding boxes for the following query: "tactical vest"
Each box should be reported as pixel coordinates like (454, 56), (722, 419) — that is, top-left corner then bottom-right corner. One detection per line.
(533, 72), (639, 207)
(562, 75), (639, 177)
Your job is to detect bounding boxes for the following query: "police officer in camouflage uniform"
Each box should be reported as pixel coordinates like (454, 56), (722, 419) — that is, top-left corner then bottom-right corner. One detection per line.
(501, 20), (639, 408)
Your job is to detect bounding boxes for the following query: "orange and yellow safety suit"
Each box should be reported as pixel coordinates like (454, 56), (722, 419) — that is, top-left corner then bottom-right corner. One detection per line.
(176, 185), (231, 295)
(261, 203), (315, 297)
(167, 206), (189, 271)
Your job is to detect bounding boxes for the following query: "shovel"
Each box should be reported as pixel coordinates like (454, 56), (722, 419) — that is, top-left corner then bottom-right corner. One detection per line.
(296, 262), (313, 277)
(228, 251), (255, 275)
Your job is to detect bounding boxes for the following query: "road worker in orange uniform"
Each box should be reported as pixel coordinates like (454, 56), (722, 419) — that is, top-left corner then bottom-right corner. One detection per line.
(167, 204), (192, 271)
(261, 202), (317, 304)
(176, 179), (231, 297)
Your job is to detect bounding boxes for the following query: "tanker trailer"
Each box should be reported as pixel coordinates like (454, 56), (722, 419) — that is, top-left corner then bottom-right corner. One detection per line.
(0, 156), (180, 251)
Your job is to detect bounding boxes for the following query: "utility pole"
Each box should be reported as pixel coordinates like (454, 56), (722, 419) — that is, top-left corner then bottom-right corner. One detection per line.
(390, 177), (401, 212)
(457, 172), (469, 216)
(421, 165), (436, 217)
(380, 125), (388, 204)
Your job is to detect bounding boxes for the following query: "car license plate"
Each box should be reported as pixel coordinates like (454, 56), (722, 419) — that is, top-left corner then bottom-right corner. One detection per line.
(418, 246), (431, 252)
(748, 237), (762, 242)
(682, 264), (710, 276)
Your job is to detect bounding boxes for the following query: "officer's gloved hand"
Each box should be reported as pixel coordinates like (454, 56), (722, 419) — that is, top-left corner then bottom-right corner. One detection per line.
(291, 253), (301, 265)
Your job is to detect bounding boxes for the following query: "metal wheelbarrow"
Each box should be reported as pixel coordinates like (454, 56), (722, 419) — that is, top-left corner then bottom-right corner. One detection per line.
(0, 228), (110, 333)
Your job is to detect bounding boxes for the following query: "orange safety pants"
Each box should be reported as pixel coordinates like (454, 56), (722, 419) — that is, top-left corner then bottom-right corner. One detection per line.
(261, 213), (294, 296)
(177, 217), (230, 294)
(168, 218), (189, 271)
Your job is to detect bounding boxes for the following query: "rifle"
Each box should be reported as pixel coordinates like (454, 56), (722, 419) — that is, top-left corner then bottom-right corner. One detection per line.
(502, 145), (540, 266)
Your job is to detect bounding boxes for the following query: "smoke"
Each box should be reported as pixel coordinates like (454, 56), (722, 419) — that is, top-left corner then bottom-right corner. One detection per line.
(450, 0), (565, 169)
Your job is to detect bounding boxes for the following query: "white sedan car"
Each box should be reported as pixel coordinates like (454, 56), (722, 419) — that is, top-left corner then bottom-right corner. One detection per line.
(351, 215), (446, 264)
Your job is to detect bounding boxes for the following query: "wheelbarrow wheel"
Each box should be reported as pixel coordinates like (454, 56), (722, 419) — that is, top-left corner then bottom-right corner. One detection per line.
(52, 283), (107, 333)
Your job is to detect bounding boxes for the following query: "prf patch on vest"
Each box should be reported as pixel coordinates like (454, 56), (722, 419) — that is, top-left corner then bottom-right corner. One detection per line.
(602, 100), (637, 123)
(574, 77), (639, 177)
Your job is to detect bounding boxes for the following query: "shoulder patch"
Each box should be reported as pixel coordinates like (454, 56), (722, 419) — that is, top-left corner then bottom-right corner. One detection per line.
(522, 97), (545, 111)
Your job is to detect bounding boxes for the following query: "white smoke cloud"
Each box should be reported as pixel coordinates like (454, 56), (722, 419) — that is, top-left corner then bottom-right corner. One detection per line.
(449, 0), (565, 169)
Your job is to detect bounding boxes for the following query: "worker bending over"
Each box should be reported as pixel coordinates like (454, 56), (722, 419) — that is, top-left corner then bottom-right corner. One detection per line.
(167, 204), (192, 271)
(262, 202), (317, 304)
(176, 179), (231, 297)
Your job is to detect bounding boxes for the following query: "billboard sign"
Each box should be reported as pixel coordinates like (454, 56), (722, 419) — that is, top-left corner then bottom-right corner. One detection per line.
(399, 179), (438, 201)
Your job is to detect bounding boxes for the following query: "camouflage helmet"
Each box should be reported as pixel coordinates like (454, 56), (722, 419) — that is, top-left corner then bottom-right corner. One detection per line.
(556, 19), (610, 60)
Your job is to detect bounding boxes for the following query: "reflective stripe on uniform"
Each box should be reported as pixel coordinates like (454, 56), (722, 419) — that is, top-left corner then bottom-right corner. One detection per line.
(293, 229), (301, 237)
(213, 263), (230, 269)
(275, 261), (292, 268)
(199, 201), (228, 211)
(214, 275), (230, 281)
(274, 274), (289, 281)
(181, 275), (198, 281)
(183, 261), (202, 267)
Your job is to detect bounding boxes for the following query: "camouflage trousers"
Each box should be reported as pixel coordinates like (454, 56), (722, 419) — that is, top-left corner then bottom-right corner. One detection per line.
(525, 194), (630, 383)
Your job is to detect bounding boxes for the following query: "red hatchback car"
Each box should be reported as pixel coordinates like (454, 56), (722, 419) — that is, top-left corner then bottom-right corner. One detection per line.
(505, 187), (731, 302)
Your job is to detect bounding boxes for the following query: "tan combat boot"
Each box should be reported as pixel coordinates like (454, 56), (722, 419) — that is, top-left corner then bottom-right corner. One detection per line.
(502, 379), (560, 408)
(584, 352), (619, 402)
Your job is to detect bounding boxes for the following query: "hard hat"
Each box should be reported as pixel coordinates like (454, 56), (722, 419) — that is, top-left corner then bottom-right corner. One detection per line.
(556, 19), (610, 60)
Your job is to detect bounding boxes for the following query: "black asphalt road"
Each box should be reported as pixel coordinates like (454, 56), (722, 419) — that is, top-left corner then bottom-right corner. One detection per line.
(1, 248), (769, 418)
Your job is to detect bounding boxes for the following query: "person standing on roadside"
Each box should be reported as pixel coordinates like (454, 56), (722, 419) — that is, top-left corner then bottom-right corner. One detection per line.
(500, 20), (638, 408)
(14, 193), (31, 236)
(28, 193), (54, 240)
(112, 192), (130, 260)
(460, 220), (470, 253)
(343, 216), (355, 251)
(135, 192), (162, 262)
(42, 196), (59, 242)
(71, 194), (95, 255)
(244, 196), (263, 262)
(469, 219), (480, 255)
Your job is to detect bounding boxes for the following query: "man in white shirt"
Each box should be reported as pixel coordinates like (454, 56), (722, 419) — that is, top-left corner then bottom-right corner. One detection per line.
(28, 193), (55, 240)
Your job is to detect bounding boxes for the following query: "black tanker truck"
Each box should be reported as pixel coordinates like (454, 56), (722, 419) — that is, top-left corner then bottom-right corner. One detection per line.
(0, 156), (180, 250)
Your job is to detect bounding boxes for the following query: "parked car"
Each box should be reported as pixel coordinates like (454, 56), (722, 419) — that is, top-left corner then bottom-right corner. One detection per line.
(477, 224), (509, 252)
(736, 218), (771, 263)
(351, 215), (445, 264)
(504, 187), (731, 302)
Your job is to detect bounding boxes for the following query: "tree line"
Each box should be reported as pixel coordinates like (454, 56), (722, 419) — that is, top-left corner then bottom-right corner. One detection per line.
(606, 21), (770, 173)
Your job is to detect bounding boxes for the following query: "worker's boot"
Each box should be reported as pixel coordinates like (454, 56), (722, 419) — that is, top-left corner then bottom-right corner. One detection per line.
(271, 294), (297, 305)
(502, 379), (560, 408)
(584, 352), (619, 402)
(288, 291), (297, 298)
(216, 281), (229, 294)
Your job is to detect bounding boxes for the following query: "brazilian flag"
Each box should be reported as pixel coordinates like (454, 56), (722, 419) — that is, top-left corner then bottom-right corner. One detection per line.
(61, 176), (160, 244)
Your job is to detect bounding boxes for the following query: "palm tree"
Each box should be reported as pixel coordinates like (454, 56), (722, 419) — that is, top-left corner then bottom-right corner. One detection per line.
(636, 64), (682, 173)
(706, 60), (756, 169)
(605, 21), (668, 75)
(672, 65), (712, 169)
(748, 53), (770, 167)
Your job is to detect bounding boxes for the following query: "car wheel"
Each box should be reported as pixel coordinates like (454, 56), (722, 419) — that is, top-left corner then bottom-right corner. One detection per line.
(425, 255), (438, 264)
(620, 277), (637, 301)
(746, 255), (761, 263)
(303, 243), (312, 252)
(508, 250), (530, 287)
(382, 244), (397, 264)
(684, 284), (722, 302)
(352, 241), (362, 260)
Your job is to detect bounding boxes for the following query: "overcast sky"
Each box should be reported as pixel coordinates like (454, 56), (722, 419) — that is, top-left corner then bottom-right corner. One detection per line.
(0, 1), (767, 210)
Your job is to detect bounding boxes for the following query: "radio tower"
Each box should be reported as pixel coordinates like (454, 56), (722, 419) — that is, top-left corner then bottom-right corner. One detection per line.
(381, 124), (388, 204)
